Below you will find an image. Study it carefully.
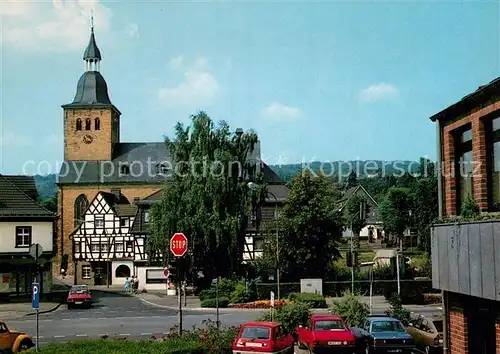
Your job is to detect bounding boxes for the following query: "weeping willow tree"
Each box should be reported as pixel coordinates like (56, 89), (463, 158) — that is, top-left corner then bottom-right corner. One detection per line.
(149, 112), (266, 282)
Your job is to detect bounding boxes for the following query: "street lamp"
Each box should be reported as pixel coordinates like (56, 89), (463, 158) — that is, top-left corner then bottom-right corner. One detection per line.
(247, 182), (280, 300)
(360, 261), (375, 314)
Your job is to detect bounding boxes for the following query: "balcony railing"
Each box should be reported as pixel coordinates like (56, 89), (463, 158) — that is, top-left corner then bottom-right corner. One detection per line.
(431, 219), (500, 300)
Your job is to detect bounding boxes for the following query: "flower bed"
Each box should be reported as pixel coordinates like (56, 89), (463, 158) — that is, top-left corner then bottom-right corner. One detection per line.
(229, 300), (291, 309)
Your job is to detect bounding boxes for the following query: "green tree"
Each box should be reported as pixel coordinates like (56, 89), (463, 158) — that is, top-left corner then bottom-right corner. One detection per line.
(346, 171), (358, 189)
(409, 176), (438, 254)
(261, 170), (344, 281)
(39, 196), (57, 213)
(149, 112), (266, 284)
(345, 194), (369, 258)
(379, 187), (411, 250)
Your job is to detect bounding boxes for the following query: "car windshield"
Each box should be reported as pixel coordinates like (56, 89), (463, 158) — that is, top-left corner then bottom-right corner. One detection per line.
(241, 326), (270, 340)
(70, 286), (88, 294)
(433, 320), (443, 333)
(314, 320), (346, 331)
(371, 320), (405, 332)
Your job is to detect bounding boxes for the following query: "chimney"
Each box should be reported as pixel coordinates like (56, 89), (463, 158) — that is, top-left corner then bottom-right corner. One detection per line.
(110, 188), (121, 200)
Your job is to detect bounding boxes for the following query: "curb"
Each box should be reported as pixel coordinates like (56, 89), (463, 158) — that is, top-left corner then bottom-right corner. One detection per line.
(25, 303), (62, 317)
(139, 297), (269, 312)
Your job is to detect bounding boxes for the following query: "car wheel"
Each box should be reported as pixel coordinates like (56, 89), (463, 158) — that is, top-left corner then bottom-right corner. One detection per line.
(19, 339), (33, 351)
(365, 343), (371, 354)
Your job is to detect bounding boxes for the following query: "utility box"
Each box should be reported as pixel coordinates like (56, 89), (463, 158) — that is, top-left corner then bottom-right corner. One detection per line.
(300, 278), (322, 295)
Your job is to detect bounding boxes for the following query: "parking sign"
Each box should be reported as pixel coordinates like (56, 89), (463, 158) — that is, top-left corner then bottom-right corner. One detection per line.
(32, 283), (40, 309)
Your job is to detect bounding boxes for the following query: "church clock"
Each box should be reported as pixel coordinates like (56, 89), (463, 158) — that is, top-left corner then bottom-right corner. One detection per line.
(82, 134), (93, 144)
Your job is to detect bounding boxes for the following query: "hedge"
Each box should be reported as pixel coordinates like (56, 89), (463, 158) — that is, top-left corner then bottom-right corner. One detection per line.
(256, 280), (437, 304)
(287, 292), (327, 308)
(200, 297), (230, 308)
(29, 339), (208, 354)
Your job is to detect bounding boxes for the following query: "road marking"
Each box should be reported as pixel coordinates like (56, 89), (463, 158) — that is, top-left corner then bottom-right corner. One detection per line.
(118, 334), (131, 336)
(76, 334), (88, 337)
(62, 318), (71, 321)
(53, 335), (65, 338)
(140, 333), (152, 335)
(98, 334), (108, 336)
(162, 332), (169, 335)
(80, 317), (89, 320)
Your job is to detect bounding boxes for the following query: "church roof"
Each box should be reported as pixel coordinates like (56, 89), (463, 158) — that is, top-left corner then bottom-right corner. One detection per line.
(83, 28), (101, 61)
(64, 71), (112, 107)
(0, 175), (56, 220)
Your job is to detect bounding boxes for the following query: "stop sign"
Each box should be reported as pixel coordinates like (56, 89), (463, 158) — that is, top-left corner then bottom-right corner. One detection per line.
(163, 268), (169, 277)
(170, 233), (188, 257)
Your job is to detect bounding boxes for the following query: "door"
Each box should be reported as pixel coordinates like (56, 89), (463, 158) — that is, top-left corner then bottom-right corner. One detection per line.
(468, 308), (496, 354)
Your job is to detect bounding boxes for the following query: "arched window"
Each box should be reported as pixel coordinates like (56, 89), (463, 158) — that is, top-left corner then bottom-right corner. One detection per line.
(76, 119), (82, 131)
(85, 118), (91, 130)
(115, 265), (131, 278)
(94, 118), (100, 131)
(74, 194), (89, 227)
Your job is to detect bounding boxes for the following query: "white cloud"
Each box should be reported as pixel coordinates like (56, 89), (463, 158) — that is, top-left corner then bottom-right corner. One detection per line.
(0, 0), (112, 52)
(262, 102), (302, 121)
(124, 22), (139, 38)
(359, 83), (400, 102)
(158, 56), (219, 107)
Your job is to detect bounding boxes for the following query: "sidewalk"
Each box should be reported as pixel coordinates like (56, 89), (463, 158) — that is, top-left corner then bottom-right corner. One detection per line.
(0, 302), (61, 320)
(138, 293), (203, 310)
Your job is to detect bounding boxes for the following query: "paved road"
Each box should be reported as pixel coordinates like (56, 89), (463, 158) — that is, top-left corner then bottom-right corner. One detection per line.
(8, 292), (264, 346)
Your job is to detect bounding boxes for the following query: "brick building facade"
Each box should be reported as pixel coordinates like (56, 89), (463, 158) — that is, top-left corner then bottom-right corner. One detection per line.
(431, 77), (500, 353)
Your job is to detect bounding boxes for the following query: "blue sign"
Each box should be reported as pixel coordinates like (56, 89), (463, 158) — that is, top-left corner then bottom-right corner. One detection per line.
(32, 283), (40, 309)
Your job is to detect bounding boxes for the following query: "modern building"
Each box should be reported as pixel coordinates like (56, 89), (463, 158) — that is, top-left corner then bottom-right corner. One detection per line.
(54, 25), (288, 288)
(0, 175), (57, 296)
(430, 77), (500, 353)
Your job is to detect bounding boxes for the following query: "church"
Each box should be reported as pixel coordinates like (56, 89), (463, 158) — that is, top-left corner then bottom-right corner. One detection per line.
(54, 26), (288, 288)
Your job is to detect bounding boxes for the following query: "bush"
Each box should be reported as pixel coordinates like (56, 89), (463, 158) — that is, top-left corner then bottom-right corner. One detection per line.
(287, 292), (327, 308)
(229, 300), (290, 309)
(199, 278), (238, 302)
(329, 292), (369, 327)
(382, 282), (425, 304)
(230, 283), (253, 304)
(259, 302), (310, 335)
(31, 338), (207, 354)
(385, 294), (411, 326)
(256, 283), (300, 299)
(200, 297), (230, 308)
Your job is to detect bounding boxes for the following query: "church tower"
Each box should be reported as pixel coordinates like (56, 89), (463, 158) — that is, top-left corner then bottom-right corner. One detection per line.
(62, 23), (121, 161)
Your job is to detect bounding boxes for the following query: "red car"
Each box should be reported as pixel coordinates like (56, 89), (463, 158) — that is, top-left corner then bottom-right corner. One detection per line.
(233, 321), (294, 354)
(67, 285), (92, 309)
(297, 315), (357, 353)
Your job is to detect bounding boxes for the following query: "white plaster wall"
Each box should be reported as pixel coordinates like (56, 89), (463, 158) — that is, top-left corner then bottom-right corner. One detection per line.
(111, 261), (134, 285)
(0, 221), (53, 253)
(136, 267), (171, 292)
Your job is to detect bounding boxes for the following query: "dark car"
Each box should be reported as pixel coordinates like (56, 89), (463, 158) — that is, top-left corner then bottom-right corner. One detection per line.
(351, 315), (415, 353)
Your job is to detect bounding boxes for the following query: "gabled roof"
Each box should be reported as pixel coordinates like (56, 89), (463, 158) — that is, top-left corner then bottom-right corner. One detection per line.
(2, 175), (38, 200)
(98, 192), (137, 217)
(337, 185), (379, 211)
(0, 175), (56, 219)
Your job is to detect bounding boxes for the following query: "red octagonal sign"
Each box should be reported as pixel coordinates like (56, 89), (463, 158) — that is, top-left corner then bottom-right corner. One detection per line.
(170, 233), (188, 257)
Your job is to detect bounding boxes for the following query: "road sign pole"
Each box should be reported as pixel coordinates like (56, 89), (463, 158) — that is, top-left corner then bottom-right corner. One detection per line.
(170, 233), (188, 336)
(216, 277), (220, 329)
(177, 260), (182, 335)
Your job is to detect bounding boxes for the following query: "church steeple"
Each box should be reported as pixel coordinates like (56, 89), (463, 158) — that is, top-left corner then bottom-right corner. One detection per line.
(83, 13), (101, 71)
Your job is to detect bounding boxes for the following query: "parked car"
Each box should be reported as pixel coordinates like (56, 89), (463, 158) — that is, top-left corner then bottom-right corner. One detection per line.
(0, 321), (34, 352)
(67, 285), (92, 309)
(407, 313), (443, 353)
(232, 321), (294, 354)
(351, 315), (415, 353)
(296, 315), (357, 353)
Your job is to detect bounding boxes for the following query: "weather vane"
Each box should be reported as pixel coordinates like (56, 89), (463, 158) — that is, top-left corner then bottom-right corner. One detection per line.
(90, 9), (94, 29)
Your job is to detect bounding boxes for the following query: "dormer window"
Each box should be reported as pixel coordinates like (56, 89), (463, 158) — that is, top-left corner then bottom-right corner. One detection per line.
(119, 164), (130, 175)
(95, 118), (100, 130)
(157, 163), (169, 175)
(85, 118), (91, 130)
(76, 119), (82, 131)
(120, 217), (129, 227)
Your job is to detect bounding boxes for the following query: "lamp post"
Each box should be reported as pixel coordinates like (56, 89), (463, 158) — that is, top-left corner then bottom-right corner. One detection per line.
(360, 261), (375, 314)
(247, 182), (280, 300)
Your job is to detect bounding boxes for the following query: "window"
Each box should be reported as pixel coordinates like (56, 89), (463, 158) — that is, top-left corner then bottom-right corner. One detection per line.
(76, 118), (82, 131)
(82, 265), (91, 279)
(91, 244), (100, 252)
(119, 165), (130, 175)
(94, 215), (104, 228)
(488, 117), (500, 210)
(241, 327), (270, 340)
(146, 269), (168, 284)
(85, 118), (91, 130)
(144, 212), (150, 223)
(455, 127), (473, 213)
(314, 320), (346, 331)
(157, 163), (169, 175)
(254, 238), (264, 252)
(15, 226), (32, 247)
(100, 243), (109, 252)
(94, 118), (100, 130)
(115, 265), (131, 278)
(126, 241), (133, 252)
(115, 243), (124, 252)
(371, 320), (405, 333)
(74, 194), (89, 227)
(74, 242), (81, 253)
(120, 218), (129, 227)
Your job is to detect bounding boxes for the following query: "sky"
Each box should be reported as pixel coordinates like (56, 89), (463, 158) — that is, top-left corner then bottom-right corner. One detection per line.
(0, 0), (499, 175)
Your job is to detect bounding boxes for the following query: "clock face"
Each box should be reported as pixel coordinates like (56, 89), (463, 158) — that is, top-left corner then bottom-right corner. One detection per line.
(82, 134), (93, 144)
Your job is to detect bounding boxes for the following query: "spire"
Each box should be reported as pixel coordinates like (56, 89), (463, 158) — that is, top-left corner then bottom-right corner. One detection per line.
(83, 10), (101, 71)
